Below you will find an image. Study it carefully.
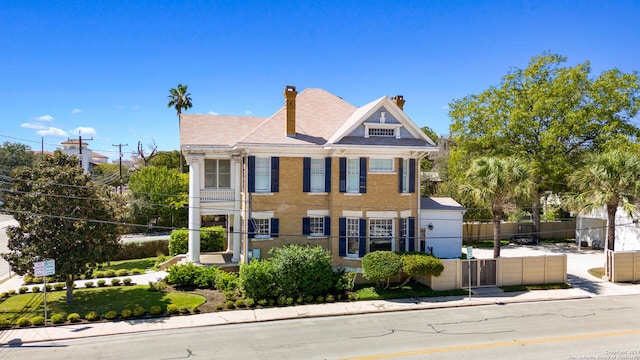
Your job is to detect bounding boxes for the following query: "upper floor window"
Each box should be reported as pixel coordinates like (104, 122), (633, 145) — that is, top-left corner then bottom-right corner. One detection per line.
(204, 159), (231, 189)
(339, 157), (366, 193)
(310, 159), (325, 191)
(401, 159), (409, 192)
(347, 158), (360, 192)
(370, 159), (393, 172)
(248, 156), (279, 193)
(254, 157), (271, 192)
(369, 128), (395, 137)
(303, 157), (331, 193)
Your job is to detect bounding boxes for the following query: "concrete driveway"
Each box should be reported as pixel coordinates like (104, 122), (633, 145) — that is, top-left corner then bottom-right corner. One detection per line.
(468, 243), (640, 296)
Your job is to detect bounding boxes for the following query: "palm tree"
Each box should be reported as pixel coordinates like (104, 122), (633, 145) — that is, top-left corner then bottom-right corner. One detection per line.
(460, 156), (531, 258)
(167, 84), (192, 173)
(568, 150), (640, 277)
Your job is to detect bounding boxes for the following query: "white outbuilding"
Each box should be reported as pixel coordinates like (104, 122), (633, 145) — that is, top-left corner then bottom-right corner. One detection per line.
(576, 206), (640, 251)
(420, 197), (466, 259)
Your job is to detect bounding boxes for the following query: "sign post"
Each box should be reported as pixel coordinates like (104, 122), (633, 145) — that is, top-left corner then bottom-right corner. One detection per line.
(466, 246), (473, 300)
(34, 260), (56, 325)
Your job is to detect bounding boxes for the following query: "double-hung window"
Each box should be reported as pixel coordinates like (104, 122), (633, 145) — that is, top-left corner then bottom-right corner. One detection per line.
(310, 217), (324, 236)
(398, 158), (416, 193)
(340, 157), (366, 193)
(310, 159), (325, 192)
(346, 159), (360, 192)
(347, 218), (360, 257)
(204, 159), (231, 189)
(254, 157), (271, 192)
(369, 218), (394, 252)
(303, 157), (331, 193)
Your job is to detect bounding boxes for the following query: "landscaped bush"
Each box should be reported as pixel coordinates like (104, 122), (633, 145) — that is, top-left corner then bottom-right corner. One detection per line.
(133, 306), (146, 317)
(85, 281), (94, 288)
(97, 279), (106, 287)
(400, 253), (444, 284)
(104, 310), (118, 320)
(121, 309), (132, 319)
(123, 278), (133, 285)
(166, 304), (179, 314)
(116, 269), (129, 277)
(44, 284), (52, 291)
(7, 289), (16, 296)
(111, 278), (121, 286)
(271, 244), (335, 299)
(19, 286), (28, 294)
(131, 268), (143, 275)
(112, 240), (169, 261)
(257, 299), (268, 306)
(67, 313), (81, 322)
(51, 313), (65, 324)
(53, 283), (65, 291)
(30, 316), (45, 326)
(166, 262), (220, 289)
(215, 303), (224, 311)
(169, 227), (225, 256)
(194, 266), (219, 289)
(23, 275), (34, 285)
(239, 259), (275, 300)
(362, 251), (402, 288)
(0, 319), (11, 328)
(245, 298), (255, 307)
(316, 295), (325, 303)
(225, 300), (235, 309)
(215, 271), (239, 292)
(149, 306), (162, 315)
(32, 286), (41, 293)
(326, 294), (335, 302)
(16, 317), (31, 327)
(147, 280), (168, 292)
(103, 270), (116, 278)
(0, 292), (8, 299)
(85, 311), (99, 321)
(234, 299), (246, 308)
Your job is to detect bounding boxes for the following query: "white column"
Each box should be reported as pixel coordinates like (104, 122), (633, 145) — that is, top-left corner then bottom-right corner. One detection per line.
(232, 156), (242, 262)
(186, 154), (203, 263)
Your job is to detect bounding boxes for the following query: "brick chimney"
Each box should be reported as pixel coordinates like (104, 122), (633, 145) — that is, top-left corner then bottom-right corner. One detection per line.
(392, 95), (405, 111)
(284, 85), (297, 137)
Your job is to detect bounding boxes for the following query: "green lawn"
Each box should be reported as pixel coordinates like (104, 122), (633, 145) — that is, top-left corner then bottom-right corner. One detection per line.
(500, 283), (570, 292)
(355, 283), (467, 300)
(97, 257), (157, 272)
(0, 285), (205, 324)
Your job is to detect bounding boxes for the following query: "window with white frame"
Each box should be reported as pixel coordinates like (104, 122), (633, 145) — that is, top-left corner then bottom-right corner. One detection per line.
(309, 216), (324, 236)
(204, 159), (231, 189)
(347, 158), (360, 193)
(347, 218), (360, 257)
(310, 159), (325, 192)
(401, 159), (409, 193)
(369, 128), (395, 137)
(253, 218), (270, 239)
(370, 158), (393, 172)
(254, 157), (271, 192)
(369, 218), (393, 252)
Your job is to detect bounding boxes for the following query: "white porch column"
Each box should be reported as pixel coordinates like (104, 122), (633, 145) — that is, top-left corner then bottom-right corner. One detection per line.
(186, 154), (203, 263)
(231, 156), (242, 262)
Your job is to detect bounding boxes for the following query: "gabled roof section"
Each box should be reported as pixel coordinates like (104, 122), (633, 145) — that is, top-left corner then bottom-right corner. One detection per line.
(327, 96), (436, 147)
(180, 114), (267, 147)
(237, 88), (357, 146)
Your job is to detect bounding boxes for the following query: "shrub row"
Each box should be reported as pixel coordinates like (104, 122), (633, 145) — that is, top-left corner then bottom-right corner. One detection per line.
(168, 227), (226, 256)
(0, 306), (169, 328)
(111, 240), (170, 260)
(361, 251), (444, 288)
(93, 268), (144, 278)
(165, 262), (235, 289)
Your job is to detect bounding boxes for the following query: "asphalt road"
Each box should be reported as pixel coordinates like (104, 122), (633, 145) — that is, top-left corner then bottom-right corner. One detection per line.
(3, 295), (640, 360)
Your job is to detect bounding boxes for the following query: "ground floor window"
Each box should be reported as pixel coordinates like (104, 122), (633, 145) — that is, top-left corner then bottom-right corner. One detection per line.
(253, 218), (270, 239)
(369, 218), (393, 252)
(347, 218), (360, 257)
(309, 216), (324, 236)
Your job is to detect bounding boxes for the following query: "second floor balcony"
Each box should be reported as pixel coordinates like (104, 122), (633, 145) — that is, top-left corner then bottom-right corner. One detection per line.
(200, 188), (235, 202)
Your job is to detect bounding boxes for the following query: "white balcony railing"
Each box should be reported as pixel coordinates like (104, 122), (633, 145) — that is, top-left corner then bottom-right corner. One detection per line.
(200, 189), (235, 202)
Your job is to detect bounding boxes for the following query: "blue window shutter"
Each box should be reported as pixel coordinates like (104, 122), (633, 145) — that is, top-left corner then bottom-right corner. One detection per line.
(302, 217), (310, 235)
(248, 219), (255, 239)
(358, 218), (367, 257)
(409, 158), (416, 193)
(324, 216), (331, 236)
(271, 218), (279, 238)
(303, 157), (311, 192)
(339, 157), (346, 193)
(338, 217), (346, 257)
(325, 157), (332, 192)
(248, 156), (256, 193)
(398, 158), (404, 193)
(408, 217), (416, 252)
(359, 157), (367, 193)
(271, 157), (279, 192)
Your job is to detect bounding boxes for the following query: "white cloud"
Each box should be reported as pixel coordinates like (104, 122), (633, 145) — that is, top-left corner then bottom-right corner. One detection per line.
(37, 127), (68, 137)
(35, 114), (54, 121)
(208, 111), (220, 115)
(71, 127), (97, 136)
(21, 122), (47, 130)
(71, 108), (82, 115)
(244, 110), (253, 115)
(441, 105), (450, 110)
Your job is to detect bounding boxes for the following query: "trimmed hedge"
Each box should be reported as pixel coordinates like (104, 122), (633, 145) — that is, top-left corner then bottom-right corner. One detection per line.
(169, 227), (225, 256)
(112, 240), (169, 261)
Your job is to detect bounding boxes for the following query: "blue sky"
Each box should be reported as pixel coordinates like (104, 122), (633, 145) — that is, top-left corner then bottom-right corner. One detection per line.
(1, 1), (639, 161)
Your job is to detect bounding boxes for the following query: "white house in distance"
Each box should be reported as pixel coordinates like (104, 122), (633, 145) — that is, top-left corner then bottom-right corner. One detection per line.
(59, 139), (93, 173)
(420, 197), (466, 258)
(576, 206), (640, 250)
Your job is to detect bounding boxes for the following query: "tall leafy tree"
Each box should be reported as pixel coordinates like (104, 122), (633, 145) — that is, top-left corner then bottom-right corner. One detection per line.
(449, 52), (640, 240)
(1, 151), (121, 303)
(0, 141), (35, 176)
(460, 157), (531, 258)
(167, 83), (192, 173)
(149, 150), (186, 173)
(568, 150), (640, 276)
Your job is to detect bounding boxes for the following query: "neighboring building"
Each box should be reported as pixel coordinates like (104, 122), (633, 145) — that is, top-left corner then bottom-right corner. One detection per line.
(420, 197), (466, 258)
(180, 86), (437, 265)
(576, 206), (640, 250)
(59, 139), (93, 173)
(92, 152), (109, 165)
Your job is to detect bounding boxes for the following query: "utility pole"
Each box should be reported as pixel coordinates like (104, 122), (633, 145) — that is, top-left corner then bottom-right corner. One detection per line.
(112, 143), (128, 194)
(68, 131), (93, 170)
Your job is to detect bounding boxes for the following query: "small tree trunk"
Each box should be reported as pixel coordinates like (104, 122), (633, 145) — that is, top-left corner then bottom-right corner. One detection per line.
(65, 274), (75, 303)
(531, 191), (542, 243)
(493, 212), (502, 258)
(605, 203), (617, 279)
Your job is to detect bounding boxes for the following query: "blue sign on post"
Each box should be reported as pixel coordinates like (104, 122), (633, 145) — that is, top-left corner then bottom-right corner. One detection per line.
(44, 259), (55, 276)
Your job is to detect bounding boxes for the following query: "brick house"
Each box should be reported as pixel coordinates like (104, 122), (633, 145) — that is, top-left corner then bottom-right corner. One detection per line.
(180, 86), (437, 267)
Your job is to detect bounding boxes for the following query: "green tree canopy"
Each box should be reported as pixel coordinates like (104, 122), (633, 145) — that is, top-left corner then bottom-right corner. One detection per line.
(460, 156), (531, 258)
(1, 151), (121, 303)
(449, 52), (640, 240)
(0, 141), (35, 177)
(149, 150), (186, 173)
(127, 166), (188, 230)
